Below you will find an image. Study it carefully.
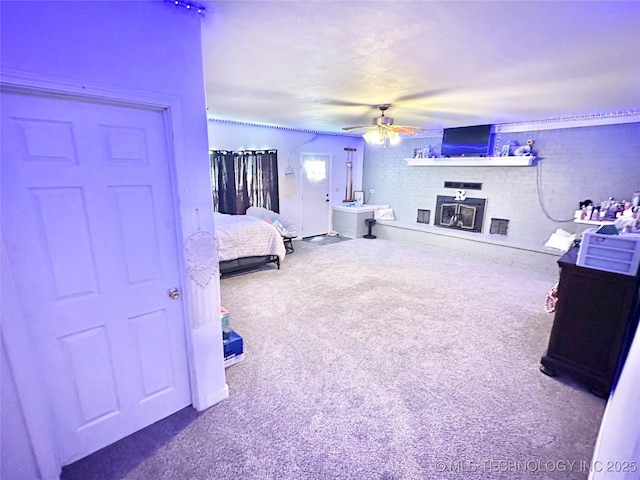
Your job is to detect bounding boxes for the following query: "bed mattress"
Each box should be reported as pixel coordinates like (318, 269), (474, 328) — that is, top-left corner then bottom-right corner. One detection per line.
(214, 212), (286, 263)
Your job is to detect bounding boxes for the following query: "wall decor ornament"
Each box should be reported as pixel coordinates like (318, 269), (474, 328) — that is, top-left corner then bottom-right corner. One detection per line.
(184, 231), (218, 288)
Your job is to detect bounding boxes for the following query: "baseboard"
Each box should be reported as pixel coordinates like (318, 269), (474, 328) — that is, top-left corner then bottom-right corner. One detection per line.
(201, 384), (229, 411)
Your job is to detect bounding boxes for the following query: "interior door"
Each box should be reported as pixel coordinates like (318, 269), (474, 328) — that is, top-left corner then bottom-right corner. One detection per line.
(1, 91), (191, 464)
(300, 154), (330, 237)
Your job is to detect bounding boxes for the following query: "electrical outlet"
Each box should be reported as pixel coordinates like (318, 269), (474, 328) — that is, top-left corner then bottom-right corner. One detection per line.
(369, 189), (376, 194)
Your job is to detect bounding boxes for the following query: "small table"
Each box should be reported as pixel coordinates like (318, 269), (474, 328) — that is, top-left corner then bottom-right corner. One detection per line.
(364, 218), (376, 239)
(283, 236), (296, 254)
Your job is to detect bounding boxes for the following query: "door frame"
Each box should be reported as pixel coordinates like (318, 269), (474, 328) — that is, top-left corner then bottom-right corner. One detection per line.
(0, 69), (227, 477)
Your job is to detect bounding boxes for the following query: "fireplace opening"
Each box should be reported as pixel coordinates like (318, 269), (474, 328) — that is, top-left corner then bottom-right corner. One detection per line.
(435, 195), (486, 233)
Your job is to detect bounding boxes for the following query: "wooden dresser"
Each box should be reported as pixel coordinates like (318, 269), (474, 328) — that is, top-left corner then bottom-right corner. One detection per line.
(540, 246), (640, 397)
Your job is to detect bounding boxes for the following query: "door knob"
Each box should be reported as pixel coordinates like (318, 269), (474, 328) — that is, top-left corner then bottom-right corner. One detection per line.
(168, 288), (180, 300)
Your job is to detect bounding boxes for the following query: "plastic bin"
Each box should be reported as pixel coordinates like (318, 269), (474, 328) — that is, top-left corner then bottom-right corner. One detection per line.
(577, 228), (640, 276)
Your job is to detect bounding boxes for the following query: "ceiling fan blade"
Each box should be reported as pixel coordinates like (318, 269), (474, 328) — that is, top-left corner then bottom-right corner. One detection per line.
(342, 124), (426, 136)
(341, 105), (429, 133)
(392, 124), (427, 130)
(321, 99), (377, 108)
(342, 125), (372, 131)
(391, 126), (425, 135)
(393, 88), (455, 103)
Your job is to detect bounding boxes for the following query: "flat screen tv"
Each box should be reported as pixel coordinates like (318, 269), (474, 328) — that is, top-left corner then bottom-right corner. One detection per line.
(441, 124), (492, 157)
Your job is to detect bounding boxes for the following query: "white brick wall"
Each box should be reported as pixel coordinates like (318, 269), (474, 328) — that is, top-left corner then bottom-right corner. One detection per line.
(362, 122), (640, 269)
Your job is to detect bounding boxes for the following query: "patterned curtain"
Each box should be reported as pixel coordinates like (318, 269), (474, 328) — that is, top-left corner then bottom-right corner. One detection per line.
(210, 149), (279, 214)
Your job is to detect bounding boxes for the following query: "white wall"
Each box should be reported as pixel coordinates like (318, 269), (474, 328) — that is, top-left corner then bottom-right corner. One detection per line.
(1, 1), (224, 477)
(207, 120), (364, 233)
(590, 322), (640, 480)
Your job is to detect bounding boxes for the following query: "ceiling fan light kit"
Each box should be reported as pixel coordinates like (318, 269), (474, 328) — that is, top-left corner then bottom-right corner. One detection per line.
(363, 128), (401, 146)
(343, 105), (425, 147)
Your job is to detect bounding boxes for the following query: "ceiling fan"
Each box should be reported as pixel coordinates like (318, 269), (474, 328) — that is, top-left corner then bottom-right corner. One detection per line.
(342, 104), (426, 146)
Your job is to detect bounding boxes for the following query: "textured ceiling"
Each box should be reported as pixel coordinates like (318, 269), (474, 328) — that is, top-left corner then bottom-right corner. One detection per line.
(200, 1), (640, 135)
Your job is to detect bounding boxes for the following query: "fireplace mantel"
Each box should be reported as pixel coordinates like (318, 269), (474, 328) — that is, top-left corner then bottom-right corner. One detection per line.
(405, 156), (536, 167)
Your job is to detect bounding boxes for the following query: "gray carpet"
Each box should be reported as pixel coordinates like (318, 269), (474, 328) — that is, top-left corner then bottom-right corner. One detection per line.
(62, 239), (606, 480)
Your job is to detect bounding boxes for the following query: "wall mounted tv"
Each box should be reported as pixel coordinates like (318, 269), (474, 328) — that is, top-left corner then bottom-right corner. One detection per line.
(441, 124), (493, 157)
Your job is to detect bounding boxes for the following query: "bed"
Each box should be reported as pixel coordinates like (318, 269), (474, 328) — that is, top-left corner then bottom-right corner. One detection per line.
(214, 212), (286, 276)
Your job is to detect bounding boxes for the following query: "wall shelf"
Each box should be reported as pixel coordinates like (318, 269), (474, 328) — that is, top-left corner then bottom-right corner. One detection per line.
(574, 219), (615, 226)
(405, 156), (536, 167)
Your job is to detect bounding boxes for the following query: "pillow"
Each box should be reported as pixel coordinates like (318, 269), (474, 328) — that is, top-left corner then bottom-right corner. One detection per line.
(257, 212), (279, 224)
(271, 218), (289, 236)
(544, 228), (575, 252)
(374, 207), (395, 221)
(258, 213), (272, 224)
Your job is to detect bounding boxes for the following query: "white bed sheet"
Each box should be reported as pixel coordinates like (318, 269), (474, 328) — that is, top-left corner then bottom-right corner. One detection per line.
(214, 212), (286, 263)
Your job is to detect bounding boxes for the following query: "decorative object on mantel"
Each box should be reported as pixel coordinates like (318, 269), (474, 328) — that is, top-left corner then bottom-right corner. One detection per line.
(513, 145), (531, 156)
(343, 147), (356, 203)
(342, 105), (426, 147)
(501, 139), (535, 157)
(413, 145), (435, 158)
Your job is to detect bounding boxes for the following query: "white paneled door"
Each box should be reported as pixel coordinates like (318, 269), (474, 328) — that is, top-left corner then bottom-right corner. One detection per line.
(300, 154), (331, 237)
(1, 92), (191, 464)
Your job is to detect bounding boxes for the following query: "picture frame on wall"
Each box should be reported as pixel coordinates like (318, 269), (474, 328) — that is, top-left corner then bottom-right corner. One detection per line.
(353, 191), (364, 206)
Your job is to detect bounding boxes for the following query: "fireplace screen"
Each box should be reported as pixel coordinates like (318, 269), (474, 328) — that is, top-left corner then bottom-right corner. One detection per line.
(440, 203), (477, 230)
(435, 195), (486, 233)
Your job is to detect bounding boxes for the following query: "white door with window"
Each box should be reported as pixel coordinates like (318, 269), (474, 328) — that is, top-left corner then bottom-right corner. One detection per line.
(300, 154), (331, 237)
(1, 91), (191, 464)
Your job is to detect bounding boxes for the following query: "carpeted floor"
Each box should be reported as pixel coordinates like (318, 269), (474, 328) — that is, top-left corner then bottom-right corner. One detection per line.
(61, 238), (606, 480)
